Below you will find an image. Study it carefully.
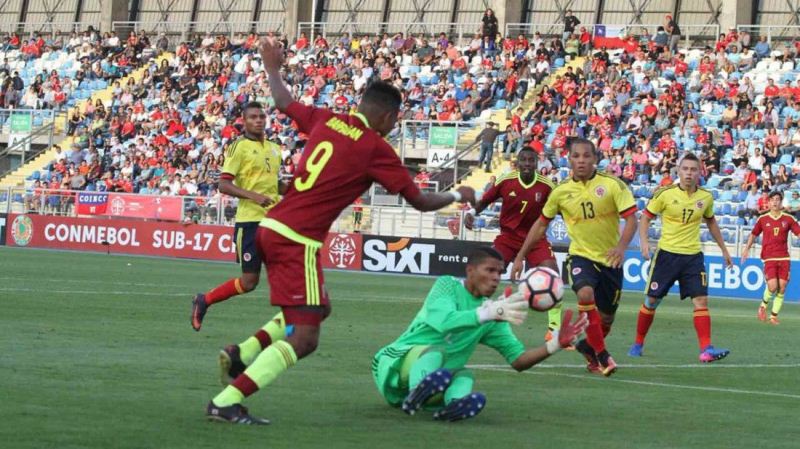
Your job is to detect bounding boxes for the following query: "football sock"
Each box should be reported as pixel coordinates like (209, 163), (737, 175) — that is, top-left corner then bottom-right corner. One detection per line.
(578, 303), (606, 354)
(601, 321), (612, 337)
(409, 349), (445, 390)
(205, 278), (245, 306)
(772, 292), (785, 316)
(238, 312), (287, 365)
(547, 303), (563, 331)
(444, 370), (474, 405)
(693, 308), (712, 350)
(635, 304), (656, 345)
(212, 340), (297, 407)
(762, 288), (774, 308)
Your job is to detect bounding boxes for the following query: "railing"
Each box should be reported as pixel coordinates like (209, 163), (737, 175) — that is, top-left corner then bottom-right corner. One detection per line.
(296, 22), (483, 47)
(504, 23), (719, 49)
(736, 25), (800, 46)
(0, 122), (55, 178)
(0, 22), (99, 40)
(111, 21), (285, 46)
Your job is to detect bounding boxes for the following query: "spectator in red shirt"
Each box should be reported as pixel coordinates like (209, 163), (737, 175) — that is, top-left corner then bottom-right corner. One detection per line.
(764, 79), (779, 99)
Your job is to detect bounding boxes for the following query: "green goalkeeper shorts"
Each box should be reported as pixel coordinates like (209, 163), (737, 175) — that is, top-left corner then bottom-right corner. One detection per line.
(372, 345), (431, 406)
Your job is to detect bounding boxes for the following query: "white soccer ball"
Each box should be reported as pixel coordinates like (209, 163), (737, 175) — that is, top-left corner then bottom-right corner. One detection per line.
(519, 267), (564, 312)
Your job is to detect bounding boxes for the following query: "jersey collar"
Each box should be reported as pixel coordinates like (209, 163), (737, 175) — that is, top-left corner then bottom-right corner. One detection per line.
(572, 170), (597, 184)
(351, 112), (371, 129)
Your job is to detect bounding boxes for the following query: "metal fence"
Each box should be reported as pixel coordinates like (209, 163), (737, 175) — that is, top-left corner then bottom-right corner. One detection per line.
(296, 22), (483, 47)
(736, 25), (800, 46)
(0, 22), (100, 39)
(504, 23), (720, 49)
(110, 21), (285, 46)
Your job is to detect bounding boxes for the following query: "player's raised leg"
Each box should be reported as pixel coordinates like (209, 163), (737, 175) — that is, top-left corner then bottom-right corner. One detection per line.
(218, 312), (290, 385)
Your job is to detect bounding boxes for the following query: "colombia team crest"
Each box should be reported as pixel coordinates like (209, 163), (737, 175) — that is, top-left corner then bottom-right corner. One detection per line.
(594, 186), (606, 198)
(696, 201), (704, 210)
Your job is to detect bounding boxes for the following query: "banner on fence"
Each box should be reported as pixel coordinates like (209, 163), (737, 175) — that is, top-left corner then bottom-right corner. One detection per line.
(0, 213), (6, 246)
(76, 193), (183, 221)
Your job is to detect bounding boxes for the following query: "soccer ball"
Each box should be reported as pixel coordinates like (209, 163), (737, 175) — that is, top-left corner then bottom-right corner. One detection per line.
(519, 267), (564, 312)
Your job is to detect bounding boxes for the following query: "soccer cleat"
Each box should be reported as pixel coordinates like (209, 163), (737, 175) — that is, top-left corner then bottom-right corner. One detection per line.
(758, 306), (767, 322)
(401, 369), (452, 416)
(699, 345), (730, 363)
(433, 393), (487, 422)
(770, 316), (780, 325)
(206, 402), (270, 425)
(575, 339), (601, 374)
(596, 351), (618, 377)
(544, 329), (554, 342)
(219, 345), (246, 386)
(628, 343), (644, 357)
(191, 293), (208, 331)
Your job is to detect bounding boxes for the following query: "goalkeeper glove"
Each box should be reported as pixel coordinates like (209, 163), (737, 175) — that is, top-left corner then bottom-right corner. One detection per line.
(546, 309), (589, 354)
(476, 288), (528, 326)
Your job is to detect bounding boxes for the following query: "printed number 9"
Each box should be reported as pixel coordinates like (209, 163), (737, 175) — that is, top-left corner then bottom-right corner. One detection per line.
(295, 141), (334, 192)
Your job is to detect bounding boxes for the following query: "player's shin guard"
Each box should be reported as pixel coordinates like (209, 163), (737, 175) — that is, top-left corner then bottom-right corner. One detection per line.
(693, 308), (712, 350)
(205, 278), (246, 306)
(238, 312), (288, 365)
(772, 292), (785, 318)
(635, 305), (656, 345)
(579, 303), (606, 354)
(212, 340), (297, 407)
(762, 288), (775, 308)
(547, 302), (563, 331)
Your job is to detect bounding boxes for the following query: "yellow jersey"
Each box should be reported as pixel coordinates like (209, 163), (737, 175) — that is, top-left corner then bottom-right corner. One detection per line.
(221, 136), (282, 222)
(643, 185), (714, 255)
(542, 172), (637, 265)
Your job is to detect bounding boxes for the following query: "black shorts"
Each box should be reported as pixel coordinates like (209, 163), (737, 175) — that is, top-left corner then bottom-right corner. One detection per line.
(565, 255), (622, 314)
(234, 222), (263, 273)
(646, 249), (707, 299)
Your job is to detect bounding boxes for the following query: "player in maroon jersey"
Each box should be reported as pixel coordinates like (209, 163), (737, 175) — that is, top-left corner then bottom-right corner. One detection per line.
(464, 147), (563, 339)
(204, 37), (477, 424)
(741, 191), (800, 325)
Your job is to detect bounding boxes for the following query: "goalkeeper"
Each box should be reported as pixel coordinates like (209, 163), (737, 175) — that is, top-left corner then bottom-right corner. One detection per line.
(372, 247), (587, 422)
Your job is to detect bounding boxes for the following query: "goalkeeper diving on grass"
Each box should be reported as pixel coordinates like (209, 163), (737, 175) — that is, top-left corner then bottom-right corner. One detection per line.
(372, 247), (588, 422)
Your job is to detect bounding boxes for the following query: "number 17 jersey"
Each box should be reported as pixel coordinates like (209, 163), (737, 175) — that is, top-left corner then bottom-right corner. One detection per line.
(265, 102), (421, 243)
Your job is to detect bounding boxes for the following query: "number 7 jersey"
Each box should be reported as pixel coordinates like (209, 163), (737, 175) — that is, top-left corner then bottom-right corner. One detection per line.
(541, 172), (637, 265)
(265, 102), (421, 243)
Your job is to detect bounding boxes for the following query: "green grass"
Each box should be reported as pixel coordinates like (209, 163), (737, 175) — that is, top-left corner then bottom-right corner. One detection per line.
(0, 246), (798, 449)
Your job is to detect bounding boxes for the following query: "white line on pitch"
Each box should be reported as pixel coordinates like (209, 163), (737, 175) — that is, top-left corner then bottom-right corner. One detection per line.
(468, 363), (800, 369)
(470, 366), (800, 399)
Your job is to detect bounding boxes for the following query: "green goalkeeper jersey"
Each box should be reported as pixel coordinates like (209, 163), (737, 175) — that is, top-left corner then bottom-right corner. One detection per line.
(374, 276), (526, 369)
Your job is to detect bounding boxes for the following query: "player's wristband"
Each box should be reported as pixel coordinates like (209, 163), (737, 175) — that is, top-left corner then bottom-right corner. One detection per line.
(449, 190), (462, 203)
(546, 338), (561, 355)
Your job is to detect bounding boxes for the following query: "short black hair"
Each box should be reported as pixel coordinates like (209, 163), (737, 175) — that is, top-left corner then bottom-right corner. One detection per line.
(518, 146), (536, 157)
(679, 152), (700, 165)
(769, 190), (784, 200)
(361, 81), (402, 111)
(242, 101), (264, 114)
(466, 247), (504, 267)
(567, 137), (597, 155)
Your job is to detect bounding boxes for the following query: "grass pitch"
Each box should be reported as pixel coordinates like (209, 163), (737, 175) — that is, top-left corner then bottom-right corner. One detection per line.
(0, 246), (797, 449)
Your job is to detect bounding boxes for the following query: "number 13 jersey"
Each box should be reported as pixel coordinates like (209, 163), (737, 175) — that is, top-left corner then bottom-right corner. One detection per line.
(541, 172), (637, 265)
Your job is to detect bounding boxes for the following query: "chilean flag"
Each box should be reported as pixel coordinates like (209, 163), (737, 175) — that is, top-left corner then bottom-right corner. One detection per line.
(76, 192), (109, 215)
(593, 25), (626, 49)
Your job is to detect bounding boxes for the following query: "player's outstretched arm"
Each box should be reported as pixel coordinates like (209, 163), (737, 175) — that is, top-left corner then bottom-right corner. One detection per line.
(705, 216), (733, 268)
(510, 310), (588, 371)
(259, 36), (292, 111)
(740, 233), (756, 264)
(510, 217), (548, 280)
(406, 185), (476, 212)
(219, 178), (272, 207)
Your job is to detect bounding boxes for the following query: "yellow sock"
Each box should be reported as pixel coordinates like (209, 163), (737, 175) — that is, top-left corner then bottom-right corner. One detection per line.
(211, 340), (297, 408)
(547, 302), (563, 331)
(212, 385), (245, 407)
(762, 288), (774, 308)
(239, 312), (287, 365)
(772, 293), (785, 316)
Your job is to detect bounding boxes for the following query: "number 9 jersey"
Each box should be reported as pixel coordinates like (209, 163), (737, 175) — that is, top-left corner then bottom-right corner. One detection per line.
(541, 172), (637, 265)
(265, 101), (421, 243)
